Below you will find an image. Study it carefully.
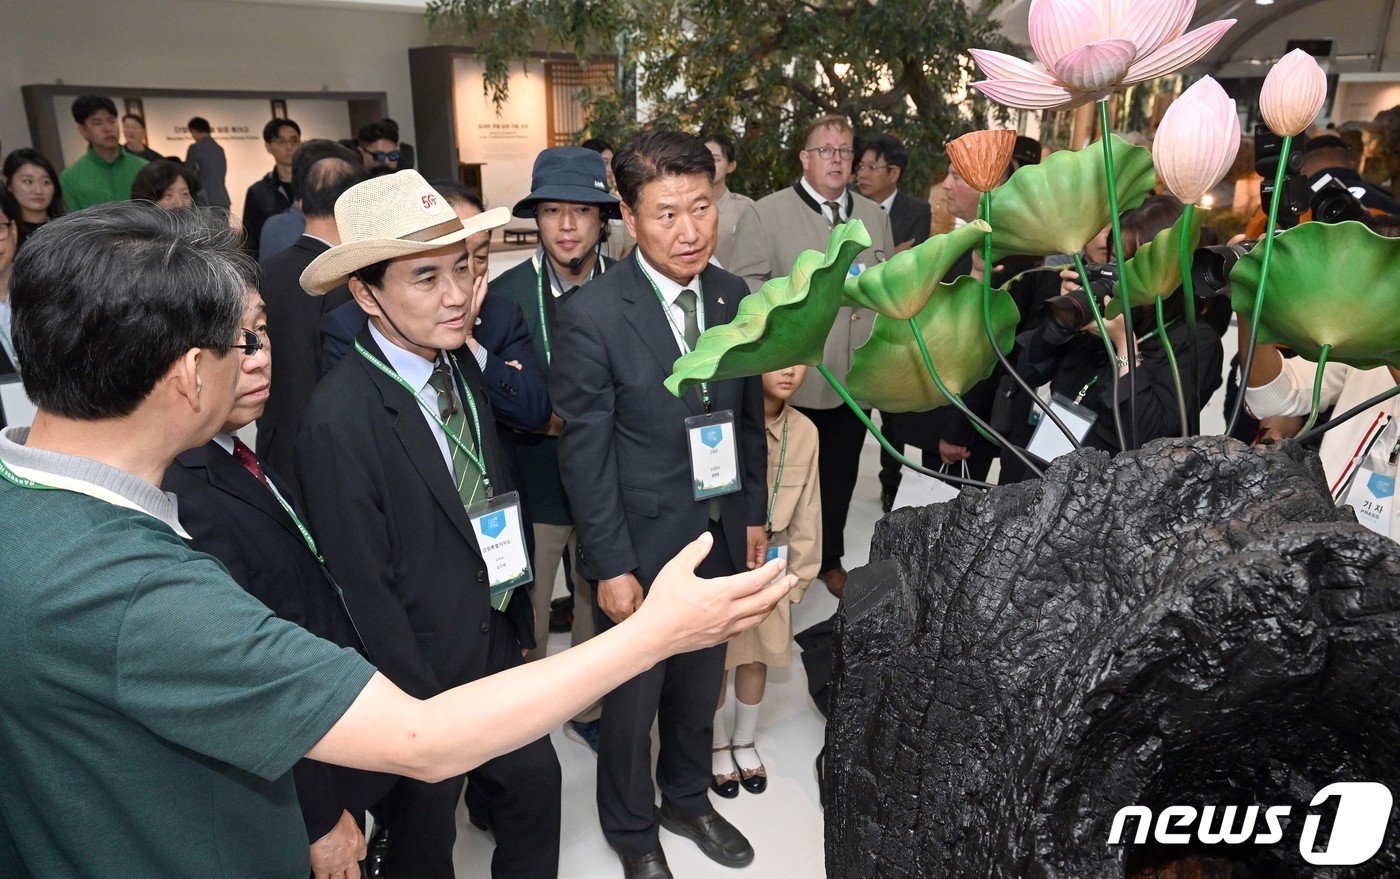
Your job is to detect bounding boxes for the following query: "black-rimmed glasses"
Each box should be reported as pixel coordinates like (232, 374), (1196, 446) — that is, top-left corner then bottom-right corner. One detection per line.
(233, 328), (265, 357)
(804, 146), (855, 161)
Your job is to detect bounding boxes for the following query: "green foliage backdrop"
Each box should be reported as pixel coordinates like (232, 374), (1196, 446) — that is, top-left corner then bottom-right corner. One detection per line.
(427, 0), (1014, 197)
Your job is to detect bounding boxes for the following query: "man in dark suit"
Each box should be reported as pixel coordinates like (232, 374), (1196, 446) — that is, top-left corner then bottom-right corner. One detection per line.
(242, 118), (301, 262)
(162, 288), (393, 878)
(294, 171), (560, 879)
(855, 133), (930, 252)
(552, 130), (767, 879)
(255, 140), (364, 483)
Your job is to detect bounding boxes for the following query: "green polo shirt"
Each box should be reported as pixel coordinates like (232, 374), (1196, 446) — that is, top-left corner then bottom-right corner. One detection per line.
(0, 432), (377, 878)
(59, 146), (149, 212)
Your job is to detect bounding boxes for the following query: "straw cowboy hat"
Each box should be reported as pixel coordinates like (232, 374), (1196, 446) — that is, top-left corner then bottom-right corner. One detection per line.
(301, 170), (510, 295)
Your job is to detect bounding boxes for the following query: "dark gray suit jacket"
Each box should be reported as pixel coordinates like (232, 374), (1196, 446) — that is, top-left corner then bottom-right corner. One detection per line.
(888, 189), (932, 249)
(186, 136), (231, 209)
(550, 255), (766, 589)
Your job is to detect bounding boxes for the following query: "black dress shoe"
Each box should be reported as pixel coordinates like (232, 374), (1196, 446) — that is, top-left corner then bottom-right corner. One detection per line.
(365, 825), (389, 879)
(880, 484), (896, 513)
(619, 846), (673, 879)
(659, 800), (754, 867)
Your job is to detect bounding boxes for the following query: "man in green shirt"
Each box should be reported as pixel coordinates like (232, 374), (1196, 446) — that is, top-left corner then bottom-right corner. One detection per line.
(0, 201), (793, 879)
(58, 95), (148, 212)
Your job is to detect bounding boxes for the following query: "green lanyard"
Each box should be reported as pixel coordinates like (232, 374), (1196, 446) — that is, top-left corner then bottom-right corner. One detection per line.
(1074, 375), (1100, 405)
(533, 254), (605, 367)
(355, 341), (493, 497)
(638, 252), (711, 412)
(0, 454), (60, 491)
(256, 466), (324, 564)
(765, 413), (789, 538)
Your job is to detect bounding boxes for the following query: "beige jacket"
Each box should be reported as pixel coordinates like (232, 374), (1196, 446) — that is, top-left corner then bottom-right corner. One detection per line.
(766, 404), (821, 600)
(713, 188), (755, 270)
(727, 185), (895, 409)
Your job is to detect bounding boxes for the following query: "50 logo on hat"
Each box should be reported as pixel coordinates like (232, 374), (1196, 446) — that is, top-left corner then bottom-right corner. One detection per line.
(1107, 782), (1393, 866)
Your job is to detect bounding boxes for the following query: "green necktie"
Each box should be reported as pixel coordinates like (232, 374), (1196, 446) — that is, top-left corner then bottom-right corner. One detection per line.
(428, 364), (512, 611)
(824, 199), (845, 227)
(675, 289), (721, 521)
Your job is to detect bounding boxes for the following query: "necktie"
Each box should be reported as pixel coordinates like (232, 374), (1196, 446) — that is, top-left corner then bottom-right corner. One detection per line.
(824, 199), (845, 227)
(232, 438), (271, 491)
(675, 288), (701, 350)
(428, 364), (513, 611)
(675, 289), (722, 522)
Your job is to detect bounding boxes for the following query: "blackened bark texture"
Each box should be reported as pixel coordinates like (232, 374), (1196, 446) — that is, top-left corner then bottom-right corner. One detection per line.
(827, 436), (1400, 878)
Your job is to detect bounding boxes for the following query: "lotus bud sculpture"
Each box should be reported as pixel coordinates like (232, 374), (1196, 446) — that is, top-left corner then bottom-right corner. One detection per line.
(969, 0), (1235, 111)
(1259, 48), (1328, 138)
(1152, 76), (1241, 207)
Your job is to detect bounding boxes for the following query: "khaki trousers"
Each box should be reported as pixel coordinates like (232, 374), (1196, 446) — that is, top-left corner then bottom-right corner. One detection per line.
(528, 522), (601, 722)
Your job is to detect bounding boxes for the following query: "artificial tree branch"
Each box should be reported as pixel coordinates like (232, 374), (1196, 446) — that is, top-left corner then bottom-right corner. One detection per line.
(1098, 100), (1139, 450)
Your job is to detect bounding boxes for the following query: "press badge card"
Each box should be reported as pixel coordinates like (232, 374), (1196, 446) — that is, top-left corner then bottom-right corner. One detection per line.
(765, 543), (790, 585)
(467, 491), (533, 594)
(1027, 393), (1096, 463)
(1342, 466), (1396, 538)
(686, 410), (742, 500)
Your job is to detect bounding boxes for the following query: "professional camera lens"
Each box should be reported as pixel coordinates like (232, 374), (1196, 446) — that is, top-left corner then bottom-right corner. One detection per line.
(1043, 263), (1117, 331)
(1190, 239), (1260, 298)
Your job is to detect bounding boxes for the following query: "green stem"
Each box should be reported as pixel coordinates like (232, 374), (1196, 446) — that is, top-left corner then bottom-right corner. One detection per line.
(1074, 252), (1128, 452)
(1155, 297), (1189, 438)
(816, 363), (993, 490)
(1295, 384), (1400, 446)
(1301, 344), (1333, 435)
(1098, 100), (1138, 450)
(978, 191), (1085, 451)
(1227, 134), (1293, 436)
(907, 317), (1045, 478)
(1178, 203), (1201, 435)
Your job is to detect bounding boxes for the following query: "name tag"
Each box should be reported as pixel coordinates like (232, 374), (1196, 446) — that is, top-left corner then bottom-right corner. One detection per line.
(765, 543), (789, 585)
(848, 262), (867, 277)
(1342, 466), (1396, 539)
(467, 491), (533, 594)
(686, 410), (742, 500)
(1026, 393), (1096, 463)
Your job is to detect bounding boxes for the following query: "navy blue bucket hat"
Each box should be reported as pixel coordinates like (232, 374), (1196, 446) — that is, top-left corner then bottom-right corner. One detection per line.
(512, 147), (621, 219)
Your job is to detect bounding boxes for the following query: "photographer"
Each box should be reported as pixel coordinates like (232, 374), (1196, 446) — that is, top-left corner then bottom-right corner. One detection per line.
(1013, 196), (1224, 456)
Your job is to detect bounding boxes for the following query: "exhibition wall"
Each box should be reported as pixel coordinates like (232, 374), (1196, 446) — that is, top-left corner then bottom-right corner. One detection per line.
(452, 58), (552, 220)
(0, 0), (430, 165)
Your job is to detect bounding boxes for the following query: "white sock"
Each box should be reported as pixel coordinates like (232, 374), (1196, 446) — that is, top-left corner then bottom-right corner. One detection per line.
(731, 697), (763, 774)
(712, 693), (736, 777)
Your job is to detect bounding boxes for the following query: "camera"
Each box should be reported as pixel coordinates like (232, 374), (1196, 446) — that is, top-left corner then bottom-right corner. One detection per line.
(1256, 125), (1310, 230)
(1308, 173), (1371, 223)
(1044, 262), (1117, 331)
(1191, 238), (1262, 298)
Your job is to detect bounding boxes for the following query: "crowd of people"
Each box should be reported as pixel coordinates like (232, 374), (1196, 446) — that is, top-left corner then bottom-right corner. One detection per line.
(3, 89), (1400, 879)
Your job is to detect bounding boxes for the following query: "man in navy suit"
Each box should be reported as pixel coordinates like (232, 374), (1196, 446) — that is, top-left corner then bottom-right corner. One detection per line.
(321, 182), (549, 435)
(551, 131), (767, 879)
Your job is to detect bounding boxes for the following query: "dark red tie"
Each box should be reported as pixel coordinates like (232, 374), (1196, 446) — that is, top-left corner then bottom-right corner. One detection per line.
(232, 438), (272, 491)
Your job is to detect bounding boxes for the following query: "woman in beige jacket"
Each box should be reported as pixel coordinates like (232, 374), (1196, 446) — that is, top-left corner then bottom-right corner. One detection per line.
(712, 364), (822, 796)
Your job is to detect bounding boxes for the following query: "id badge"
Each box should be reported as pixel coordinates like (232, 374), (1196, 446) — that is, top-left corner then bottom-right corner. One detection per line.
(765, 542), (789, 585)
(686, 410), (742, 500)
(1342, 465), (1396, 539)
(466, 491), (533, 595)
(1026, 393), (1096, 463)
(848, 262), (867, 277)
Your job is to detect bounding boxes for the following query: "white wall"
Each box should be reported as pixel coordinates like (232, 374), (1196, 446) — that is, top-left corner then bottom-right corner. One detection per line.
(0, 0), (431, 162)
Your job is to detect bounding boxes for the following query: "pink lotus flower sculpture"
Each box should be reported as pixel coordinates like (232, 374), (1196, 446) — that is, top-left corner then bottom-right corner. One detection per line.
(1153, 76), (1240, 205)
(1259, 48), (1328, 137)
(970, 0), (1236, 110)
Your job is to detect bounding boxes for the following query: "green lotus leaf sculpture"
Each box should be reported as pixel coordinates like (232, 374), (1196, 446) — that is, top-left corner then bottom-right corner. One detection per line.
(844, 274), (1019, 412)
(1105, 207), (1207, 317)
(664, 220), (872, 397)
(841, 220), (991, 319)
(987, 135), (1155, 261)
(1230, 220), (1400, 369)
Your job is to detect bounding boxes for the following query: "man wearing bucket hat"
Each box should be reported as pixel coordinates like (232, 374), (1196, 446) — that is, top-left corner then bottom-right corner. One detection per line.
(493, 147), (618, 743)
(293, 170), (562, 878)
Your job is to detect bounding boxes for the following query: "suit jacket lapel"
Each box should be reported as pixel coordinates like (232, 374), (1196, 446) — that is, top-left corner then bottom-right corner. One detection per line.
(621, 256), (704, 416)
(356, 329), (479, 547)
(180, 442), (307, 547)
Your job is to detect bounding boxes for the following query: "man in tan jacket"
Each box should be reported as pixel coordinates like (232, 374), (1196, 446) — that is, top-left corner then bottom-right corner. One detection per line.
(727, 114), (894, 596)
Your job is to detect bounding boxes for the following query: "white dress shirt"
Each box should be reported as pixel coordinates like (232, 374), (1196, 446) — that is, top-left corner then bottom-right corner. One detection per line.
(636, 250), (704, 355)
(799, 176), (851, 225)
(878, 191), (897, 213)
(368, 322), (459, 478)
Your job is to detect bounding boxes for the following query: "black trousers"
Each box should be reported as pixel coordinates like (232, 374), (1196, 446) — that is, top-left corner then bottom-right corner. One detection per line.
(594, 519), (732, 857)
(381, 612), (562, 879)
(796, 404), (869, 572)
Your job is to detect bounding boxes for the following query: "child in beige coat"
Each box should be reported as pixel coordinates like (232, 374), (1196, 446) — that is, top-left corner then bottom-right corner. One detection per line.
(712, 364), (821, 796)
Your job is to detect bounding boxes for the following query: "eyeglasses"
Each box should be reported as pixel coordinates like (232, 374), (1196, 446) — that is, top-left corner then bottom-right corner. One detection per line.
(804, 146), (855, 161)
(855, 162), (891, 173)
(362, 148), (401, 163)
(233, 328), (265, 357)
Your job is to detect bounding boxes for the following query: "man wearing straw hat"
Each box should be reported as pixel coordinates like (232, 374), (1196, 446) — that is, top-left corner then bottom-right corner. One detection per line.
(294, 170), (559, 878)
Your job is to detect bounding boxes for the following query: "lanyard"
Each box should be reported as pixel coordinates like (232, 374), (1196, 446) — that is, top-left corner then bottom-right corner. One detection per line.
(0, 454), (59, 491)
(765, 413), (789, 537)
(260, 475), (324, 563)
(533, 253), (606, 366)
(638, 251), (711, 412)
(355, 341), (492, 497)
(1074, 375), (1100, 405)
